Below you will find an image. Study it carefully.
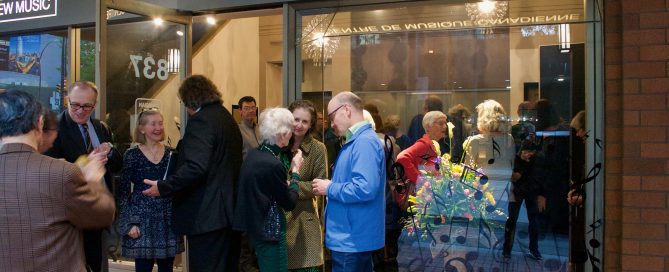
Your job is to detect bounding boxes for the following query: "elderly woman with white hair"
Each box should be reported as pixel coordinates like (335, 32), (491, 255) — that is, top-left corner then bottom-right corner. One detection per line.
(463, 100), (515, 211)
(396, 110), (448, 184)
(233, 107), (304, 272)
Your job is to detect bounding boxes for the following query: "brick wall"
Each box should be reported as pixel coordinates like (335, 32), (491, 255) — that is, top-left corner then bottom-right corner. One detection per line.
(605, 0), (669, 271)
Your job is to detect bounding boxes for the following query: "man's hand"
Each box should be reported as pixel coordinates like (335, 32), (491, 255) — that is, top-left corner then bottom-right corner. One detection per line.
(567, 189), (584, 206)
(128, 226), (140, 239)
(537, 195), (546, 212)
(511, 172), (521, 183)
(312, 178), (331, 196)
(142, 179), (161, 196)
(80, 151), (107, 183)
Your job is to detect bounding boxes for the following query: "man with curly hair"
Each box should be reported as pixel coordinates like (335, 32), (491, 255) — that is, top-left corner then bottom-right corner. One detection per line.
(143, 75), (244, 271)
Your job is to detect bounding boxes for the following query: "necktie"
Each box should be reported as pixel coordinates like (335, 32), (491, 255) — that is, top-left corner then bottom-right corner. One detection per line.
(82, 124), (93, 153)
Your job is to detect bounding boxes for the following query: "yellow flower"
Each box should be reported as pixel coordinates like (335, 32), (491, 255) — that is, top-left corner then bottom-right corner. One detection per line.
(481, 182), (489, 191)
(432, 140), (441, 156)
(408, 195), (417, 204)
(485, 192), (496, 206)
(451, 164), (463, 177)
(447, 122), (455, 139)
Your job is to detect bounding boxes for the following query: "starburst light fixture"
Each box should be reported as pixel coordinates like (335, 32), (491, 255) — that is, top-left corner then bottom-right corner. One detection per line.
(301, 14), (341, 66)
(465, 0), (508, 36)
(520, 25), (558, 37)
(465, 0), (508, 22)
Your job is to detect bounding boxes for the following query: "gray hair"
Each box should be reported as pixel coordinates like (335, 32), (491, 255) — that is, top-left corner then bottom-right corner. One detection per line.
(422, 111), (447, 131)
(259, 107), (294, 145)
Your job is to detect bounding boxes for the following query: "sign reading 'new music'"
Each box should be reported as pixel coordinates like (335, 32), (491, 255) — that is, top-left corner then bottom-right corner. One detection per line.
(0, 0), (57, 23)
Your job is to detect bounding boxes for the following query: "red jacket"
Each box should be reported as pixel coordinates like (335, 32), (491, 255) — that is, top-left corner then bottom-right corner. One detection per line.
(396, 134), (439, 183)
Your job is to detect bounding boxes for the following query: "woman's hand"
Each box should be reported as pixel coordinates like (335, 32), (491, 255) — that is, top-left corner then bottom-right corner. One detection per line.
(128, 226), (141, 239)
(291, 149), (304, 174)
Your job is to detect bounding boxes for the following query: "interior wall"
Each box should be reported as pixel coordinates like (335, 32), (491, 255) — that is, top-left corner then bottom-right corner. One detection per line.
(259, 15), (284, 108)
(508, 23), (586, 121)
(192, 17), (260, 110)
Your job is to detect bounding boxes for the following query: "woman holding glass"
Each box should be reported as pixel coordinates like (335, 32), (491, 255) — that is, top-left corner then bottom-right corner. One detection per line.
(234, 107), (303, 272)
(285, 100), (327, 272)
(118, 110), (182, 272)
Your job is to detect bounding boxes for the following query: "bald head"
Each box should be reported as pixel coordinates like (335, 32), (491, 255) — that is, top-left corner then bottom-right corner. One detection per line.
(327, 92), (364, 136)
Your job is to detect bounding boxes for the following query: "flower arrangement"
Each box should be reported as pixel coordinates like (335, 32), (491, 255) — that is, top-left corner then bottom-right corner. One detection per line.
(404, 140), (506, 246)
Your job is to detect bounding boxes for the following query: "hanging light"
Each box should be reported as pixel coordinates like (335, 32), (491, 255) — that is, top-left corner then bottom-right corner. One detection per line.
(559, 24), (571, 53)
(167, 48), (180, 74)
(300, 14), (341, 66)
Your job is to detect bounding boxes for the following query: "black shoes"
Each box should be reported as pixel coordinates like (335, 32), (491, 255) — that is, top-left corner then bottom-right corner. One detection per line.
(529, 250), (543, 260)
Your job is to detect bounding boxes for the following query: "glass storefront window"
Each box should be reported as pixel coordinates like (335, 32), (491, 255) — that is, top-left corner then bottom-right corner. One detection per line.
(0, 30), (68, 112)
(295, 0), (597, 270)
(105, 10), (187, 155)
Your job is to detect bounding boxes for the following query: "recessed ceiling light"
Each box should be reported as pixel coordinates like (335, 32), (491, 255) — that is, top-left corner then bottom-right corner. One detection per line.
(176, 30), (184, 36)
(206, 16), (216, 25)
(153, 17), (163, 26)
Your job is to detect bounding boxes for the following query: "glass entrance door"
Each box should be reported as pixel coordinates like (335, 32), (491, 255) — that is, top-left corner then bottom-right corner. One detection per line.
(99, 1), (190, 271)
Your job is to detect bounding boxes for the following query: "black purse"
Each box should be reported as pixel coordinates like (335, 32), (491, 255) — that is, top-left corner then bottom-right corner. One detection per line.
(262, 199), (281, 242)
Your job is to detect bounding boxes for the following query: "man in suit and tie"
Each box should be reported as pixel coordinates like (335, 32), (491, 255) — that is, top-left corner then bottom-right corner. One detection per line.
(0, 90), (116, 271)
(45, 81), (123, 272)
(143, 75), (244, 271)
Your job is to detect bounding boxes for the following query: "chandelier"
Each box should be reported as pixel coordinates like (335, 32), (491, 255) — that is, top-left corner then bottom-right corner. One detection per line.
(465, 0), (508, 36)
(300, 14), (340, 66)
(521, 25), (558, 37)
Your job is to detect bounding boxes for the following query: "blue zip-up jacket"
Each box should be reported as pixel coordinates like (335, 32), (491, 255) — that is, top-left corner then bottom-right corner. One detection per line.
(325, 123), (386, 252)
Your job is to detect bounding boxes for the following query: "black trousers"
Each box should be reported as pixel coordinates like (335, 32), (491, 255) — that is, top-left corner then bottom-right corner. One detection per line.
(83, 229), (103, 272)
(503, 194), (540, 254)
(187, 228), (241, 272)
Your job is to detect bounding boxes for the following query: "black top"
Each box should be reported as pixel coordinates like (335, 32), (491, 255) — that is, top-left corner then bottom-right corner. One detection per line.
(512, 154), (544, 198)
(157, 102), (243, 235)
(233, 148), (298, 241)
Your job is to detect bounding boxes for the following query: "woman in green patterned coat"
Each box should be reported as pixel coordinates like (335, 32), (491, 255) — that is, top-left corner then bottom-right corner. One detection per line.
(286, 100), (328, 272)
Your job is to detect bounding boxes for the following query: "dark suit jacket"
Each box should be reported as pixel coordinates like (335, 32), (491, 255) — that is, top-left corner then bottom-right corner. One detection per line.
(45, 111), (123, 190)
(157, 102), (243, 235)
(0, 143), (116, 272)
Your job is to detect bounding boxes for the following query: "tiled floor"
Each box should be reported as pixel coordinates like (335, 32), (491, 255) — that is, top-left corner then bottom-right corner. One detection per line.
(394, 220), (568, 272)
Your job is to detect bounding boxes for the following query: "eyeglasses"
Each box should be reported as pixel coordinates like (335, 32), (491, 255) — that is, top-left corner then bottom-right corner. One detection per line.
(69, 100), (95, 111)
(242, 106), (257, 111)
(328, 104), (348, 121)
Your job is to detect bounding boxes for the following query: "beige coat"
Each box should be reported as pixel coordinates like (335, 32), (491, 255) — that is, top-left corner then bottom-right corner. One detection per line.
(285, 136), (327, 269)
(0, 143), (116, 272)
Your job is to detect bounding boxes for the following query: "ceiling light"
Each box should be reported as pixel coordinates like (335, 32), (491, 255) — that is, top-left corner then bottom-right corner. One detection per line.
(153, 17), (163, 26)
(176, 30), (184, 36)
(206, 16), (216, 25)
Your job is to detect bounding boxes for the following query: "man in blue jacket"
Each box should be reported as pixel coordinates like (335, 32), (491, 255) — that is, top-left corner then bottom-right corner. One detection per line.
(313, 92), (386, 272)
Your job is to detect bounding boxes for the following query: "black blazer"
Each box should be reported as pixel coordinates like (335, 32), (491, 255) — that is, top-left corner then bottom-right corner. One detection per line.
(45, 111), (123, 190)
(157, 102), (243, 235)
(233, 149), (298, 241)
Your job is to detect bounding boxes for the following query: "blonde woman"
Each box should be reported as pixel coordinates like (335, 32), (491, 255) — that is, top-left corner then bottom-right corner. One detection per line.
(463, 100), (515, 210)
(118, 110), (182, 272)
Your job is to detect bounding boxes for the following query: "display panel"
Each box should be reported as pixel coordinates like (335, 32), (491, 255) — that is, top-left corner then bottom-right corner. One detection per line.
(0, 32), (65, 111)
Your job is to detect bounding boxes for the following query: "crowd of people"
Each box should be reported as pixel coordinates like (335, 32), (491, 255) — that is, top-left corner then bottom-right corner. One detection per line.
(0, 74), (588, 272)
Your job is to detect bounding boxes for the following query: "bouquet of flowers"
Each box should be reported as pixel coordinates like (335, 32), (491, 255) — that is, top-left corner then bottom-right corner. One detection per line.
(404, 140), (506, 246)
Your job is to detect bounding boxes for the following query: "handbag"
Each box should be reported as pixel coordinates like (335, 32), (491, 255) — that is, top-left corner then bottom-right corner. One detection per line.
(262, 200), (281, 242)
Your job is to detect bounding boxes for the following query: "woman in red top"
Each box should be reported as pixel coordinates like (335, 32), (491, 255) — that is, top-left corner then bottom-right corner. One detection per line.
(396, 111), (448, 183)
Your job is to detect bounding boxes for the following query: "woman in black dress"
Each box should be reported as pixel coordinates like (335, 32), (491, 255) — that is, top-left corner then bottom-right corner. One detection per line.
(234, 107), (303, 272)
(118, 110), (182, 272)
